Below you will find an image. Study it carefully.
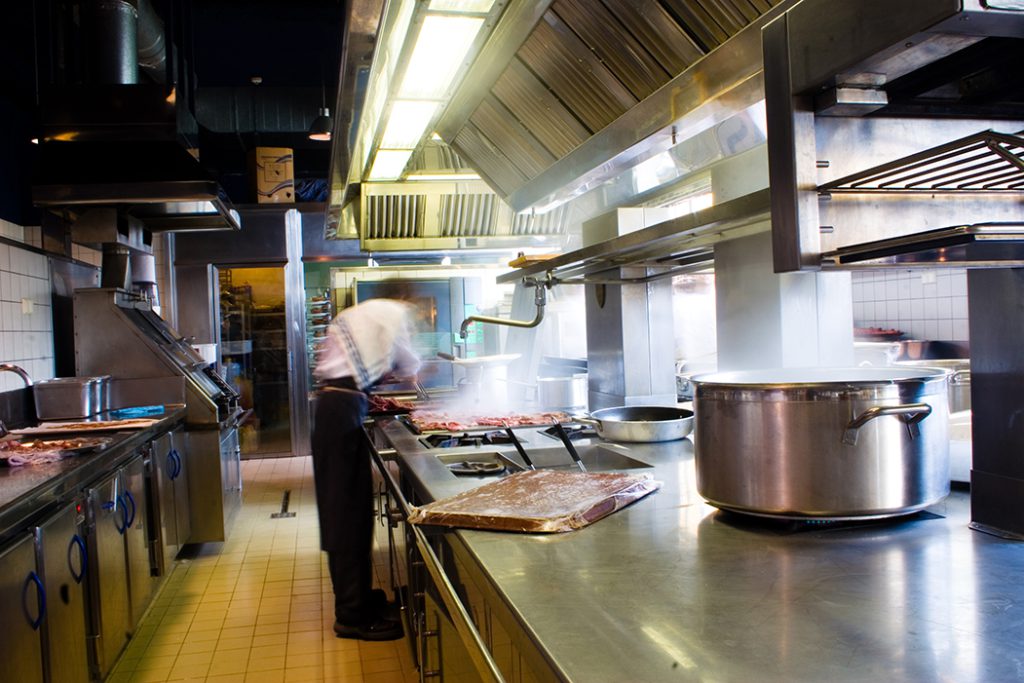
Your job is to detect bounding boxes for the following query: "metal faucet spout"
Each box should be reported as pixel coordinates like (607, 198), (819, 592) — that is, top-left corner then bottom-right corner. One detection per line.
(0, 364), (33, 387)
(459, 278), (549, 339)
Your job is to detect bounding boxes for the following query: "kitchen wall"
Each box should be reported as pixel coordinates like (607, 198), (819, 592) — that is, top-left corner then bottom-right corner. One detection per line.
(851, 268), (969, 343)
(0, 219), (55, 392)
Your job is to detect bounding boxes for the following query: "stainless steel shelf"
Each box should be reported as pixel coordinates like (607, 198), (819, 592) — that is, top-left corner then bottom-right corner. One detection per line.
(496, 190), (770, 285)
(821, 223), (1024, 268)
(819, 131), (1024, 194)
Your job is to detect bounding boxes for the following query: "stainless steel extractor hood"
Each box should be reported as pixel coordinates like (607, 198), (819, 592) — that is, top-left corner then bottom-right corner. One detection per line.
(435, 0), (787, 213)
(33, 139), (241, 233)
(32, 0), (240, 234)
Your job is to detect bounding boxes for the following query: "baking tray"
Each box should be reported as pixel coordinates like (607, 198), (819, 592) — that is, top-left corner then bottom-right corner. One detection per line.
(408, 469), (661, 533)
(11, 417), (161, 436)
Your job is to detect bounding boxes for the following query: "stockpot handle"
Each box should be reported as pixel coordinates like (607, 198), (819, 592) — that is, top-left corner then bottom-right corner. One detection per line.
(572, 415), (600, 428)
(842, 403), (933, 446)
(949, 370), (970, 386)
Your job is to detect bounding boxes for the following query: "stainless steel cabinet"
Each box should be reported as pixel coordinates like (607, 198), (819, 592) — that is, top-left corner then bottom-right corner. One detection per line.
(186, 425), (241, 542)
(86, 468), (131, 679)
(35, 500), (90, 683)
(124, 454), (153, 626)
(171, 429), (192, 549)
(0, 533), (45, 683)
(152, 428), (192, 574)
(151, 431), (177, 574)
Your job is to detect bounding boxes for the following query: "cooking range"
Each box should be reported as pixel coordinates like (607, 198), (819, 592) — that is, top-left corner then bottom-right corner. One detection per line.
(412, 422), (596, 449)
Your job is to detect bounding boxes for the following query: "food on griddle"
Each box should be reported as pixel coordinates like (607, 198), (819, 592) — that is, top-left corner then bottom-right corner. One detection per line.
(410, 410), (571, 432)
(368, 395), (416, 413)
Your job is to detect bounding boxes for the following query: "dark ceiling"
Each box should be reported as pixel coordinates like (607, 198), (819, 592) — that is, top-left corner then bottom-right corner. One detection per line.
(0, 0), (347, 224)
(187, 0), (346, 201)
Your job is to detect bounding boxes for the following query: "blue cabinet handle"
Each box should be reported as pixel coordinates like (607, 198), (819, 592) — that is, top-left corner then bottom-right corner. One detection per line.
(125, 489), (137, 529)
(172, 450), (182, 479)
(22, 571), (46, 630)
(68, 534), (87, 584)
(111, 496), (127, 535)
(166, 450), (176, 480)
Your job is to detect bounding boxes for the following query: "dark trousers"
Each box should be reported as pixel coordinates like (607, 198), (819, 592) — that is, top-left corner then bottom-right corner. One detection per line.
(311, 380), (374, 625)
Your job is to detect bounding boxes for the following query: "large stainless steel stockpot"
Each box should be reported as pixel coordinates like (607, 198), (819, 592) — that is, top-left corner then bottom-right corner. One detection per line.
(690, 368), (950, 519)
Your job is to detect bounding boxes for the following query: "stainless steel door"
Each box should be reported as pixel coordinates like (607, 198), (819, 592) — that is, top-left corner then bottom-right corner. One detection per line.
(151, 432), (178, 574)
(36, 500), (90, 683)
(124, 454), (153, 626)
(170, 428), (192, 547)
(0, 533), (44, 683)
(87, 471), (130, 678)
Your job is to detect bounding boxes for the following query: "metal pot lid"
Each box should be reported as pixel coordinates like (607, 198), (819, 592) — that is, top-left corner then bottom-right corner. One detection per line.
(690, 367), (947, 386)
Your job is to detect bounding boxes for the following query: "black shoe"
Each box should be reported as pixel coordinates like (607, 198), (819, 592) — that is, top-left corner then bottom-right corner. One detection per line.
(334, 617), (404, 641)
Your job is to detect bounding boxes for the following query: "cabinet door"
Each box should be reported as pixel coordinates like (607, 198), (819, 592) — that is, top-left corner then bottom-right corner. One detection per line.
(37, 501), (90, 683)
(88, 472), (130, 678)
(151, 433), (178, 573)
(124, 455), (154, 627)
(170, 429), (191, 547)
(0, 534), (45, 683)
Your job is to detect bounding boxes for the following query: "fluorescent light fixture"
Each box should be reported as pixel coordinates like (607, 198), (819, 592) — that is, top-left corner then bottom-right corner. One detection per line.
(369, 149), (414, 180)
(30, 138), (39, 145)
(380, 101), (439, 149)
(398, 15), (484, 100)
(406, 172), (481, 182)
(440, 255), (452, 266)
(429, 0), (495, 11)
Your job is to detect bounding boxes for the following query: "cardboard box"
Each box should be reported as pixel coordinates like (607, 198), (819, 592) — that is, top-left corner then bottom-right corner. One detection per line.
(249, 147), (295, 203)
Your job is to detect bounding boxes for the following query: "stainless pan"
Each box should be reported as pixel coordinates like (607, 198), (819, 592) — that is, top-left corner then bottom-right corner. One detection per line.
(574, 406), (694, 443)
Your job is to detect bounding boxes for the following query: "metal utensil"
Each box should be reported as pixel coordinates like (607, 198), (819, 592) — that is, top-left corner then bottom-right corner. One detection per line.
(412, 379), (430, 401)
(551, 422), (587, 472)
(503, 427), (535, 470)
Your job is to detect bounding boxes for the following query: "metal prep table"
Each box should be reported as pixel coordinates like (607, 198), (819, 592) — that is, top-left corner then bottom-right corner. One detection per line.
(377, 416), (1024, 683)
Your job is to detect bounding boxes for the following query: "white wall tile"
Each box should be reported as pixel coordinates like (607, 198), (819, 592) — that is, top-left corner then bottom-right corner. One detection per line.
(952, 296), (968, 319)
(936, 297), (952, 320)
(938, 319), (953, 340)
(924, 320), (938, 339)
(923, 298), (937, 319)
(952, 272), (968, 296)
(898, 300), (912, 320)
(953, 319), (970, 341)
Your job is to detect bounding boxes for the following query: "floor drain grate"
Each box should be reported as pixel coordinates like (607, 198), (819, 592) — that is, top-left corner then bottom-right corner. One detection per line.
(271, 490), (297, 518)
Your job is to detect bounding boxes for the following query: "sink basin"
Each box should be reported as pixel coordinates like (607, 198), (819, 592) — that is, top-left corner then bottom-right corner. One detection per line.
(436, 444), (652, 474)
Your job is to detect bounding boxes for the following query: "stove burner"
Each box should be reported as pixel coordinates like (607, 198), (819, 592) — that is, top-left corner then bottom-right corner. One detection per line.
(540, 424), (595, 441)
(423, 431), (519, 449)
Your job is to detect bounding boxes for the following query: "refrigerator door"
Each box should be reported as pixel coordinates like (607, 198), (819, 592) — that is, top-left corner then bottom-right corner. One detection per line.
(0, 533), (45, 683)
(87, 471), (131, 678)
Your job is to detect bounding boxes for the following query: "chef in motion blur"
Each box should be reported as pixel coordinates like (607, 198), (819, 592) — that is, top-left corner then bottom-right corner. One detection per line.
(312, 280), (421, 641)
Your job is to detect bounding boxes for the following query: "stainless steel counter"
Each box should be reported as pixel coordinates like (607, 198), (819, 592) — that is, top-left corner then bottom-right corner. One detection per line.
(378, 417), (1024, 683)
(0, 406), (187, 541)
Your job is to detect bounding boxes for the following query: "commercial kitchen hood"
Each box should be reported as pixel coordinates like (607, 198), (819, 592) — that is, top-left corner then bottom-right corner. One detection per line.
(33, 139), (241, 233)
(435, 0), (786, 213)
(328, 0), (785, 249)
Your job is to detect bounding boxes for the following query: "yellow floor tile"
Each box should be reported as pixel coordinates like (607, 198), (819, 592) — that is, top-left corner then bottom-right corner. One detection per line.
(206, 652), (251, 677)
(244, 670), (286, 683)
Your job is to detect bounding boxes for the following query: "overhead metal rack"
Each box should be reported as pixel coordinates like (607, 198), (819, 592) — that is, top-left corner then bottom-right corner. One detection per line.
(818, 131), (1024, 194)
(822, 223), (1024, 268)
(496, 189), (770, 286)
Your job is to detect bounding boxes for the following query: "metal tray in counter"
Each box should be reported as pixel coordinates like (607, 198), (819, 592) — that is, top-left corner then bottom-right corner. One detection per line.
(11, 418), (161, 436)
